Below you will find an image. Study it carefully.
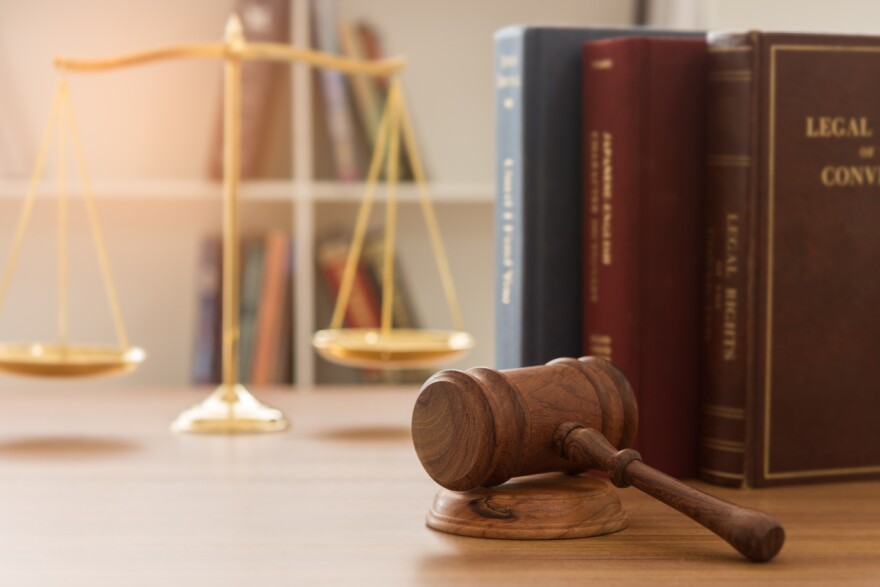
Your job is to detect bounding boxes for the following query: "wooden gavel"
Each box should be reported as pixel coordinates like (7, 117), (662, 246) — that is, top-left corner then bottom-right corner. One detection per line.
(411, 356), (785, 562)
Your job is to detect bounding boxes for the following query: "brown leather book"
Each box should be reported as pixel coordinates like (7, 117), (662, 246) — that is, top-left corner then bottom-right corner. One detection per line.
(251, 231), (290, 386)
(208, 0), (290, 179)
(582, 37), (707, 479)
(702, 31), (880, 487)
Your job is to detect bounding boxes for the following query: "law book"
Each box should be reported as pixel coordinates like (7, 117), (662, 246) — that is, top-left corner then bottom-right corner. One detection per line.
(702, 31), (880, 487)
(251, 231), (290, 386)
(582, 37), (706, 479)
(493, 26), (703, 370)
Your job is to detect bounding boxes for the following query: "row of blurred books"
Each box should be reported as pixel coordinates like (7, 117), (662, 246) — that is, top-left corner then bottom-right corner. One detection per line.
(192, 229), (429, 386)
(208, 0), (416, 182)
(191, 232), (293, 386)
(311, 0), (415, 181)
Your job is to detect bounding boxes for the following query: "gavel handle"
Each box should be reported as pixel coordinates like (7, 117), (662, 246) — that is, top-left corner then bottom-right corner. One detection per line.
(555, 423), (785, 563)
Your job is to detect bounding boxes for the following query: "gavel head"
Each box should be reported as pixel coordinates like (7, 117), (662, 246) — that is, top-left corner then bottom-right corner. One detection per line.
(411, 357), (638, 491)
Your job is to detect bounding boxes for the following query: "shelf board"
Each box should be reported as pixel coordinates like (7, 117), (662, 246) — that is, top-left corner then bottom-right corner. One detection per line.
(0, 178), (494, 203)
(0, 178), (293, 201)
(309, 181), (493, 203)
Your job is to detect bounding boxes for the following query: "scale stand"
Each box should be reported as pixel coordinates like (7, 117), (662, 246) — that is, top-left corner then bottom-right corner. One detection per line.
(51, 15), (407, 432)
(23, 10), (470, 431)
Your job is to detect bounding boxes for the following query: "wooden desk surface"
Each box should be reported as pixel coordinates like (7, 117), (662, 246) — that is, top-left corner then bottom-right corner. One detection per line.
(0, 387), (877, 586)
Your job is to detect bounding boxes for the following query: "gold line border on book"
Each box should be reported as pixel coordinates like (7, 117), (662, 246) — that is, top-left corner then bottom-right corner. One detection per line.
(702, 403), (746, 419)
(708, 46), (754, 53)
(702, 437), (746, 452)
(765, 44), (880, 480)
(699, 467), (745, 480)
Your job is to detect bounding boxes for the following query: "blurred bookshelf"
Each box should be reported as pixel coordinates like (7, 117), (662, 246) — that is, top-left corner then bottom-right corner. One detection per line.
(0, 0), (634, 389)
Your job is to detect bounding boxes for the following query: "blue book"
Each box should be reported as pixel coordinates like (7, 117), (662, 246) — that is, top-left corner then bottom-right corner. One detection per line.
(192, 236), (222, 385)
(239, 237), (265, 383)
(494, 26), (703, 369)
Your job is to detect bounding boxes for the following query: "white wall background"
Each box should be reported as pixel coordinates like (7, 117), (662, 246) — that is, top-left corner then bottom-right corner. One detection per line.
(651, 0), (880, 32)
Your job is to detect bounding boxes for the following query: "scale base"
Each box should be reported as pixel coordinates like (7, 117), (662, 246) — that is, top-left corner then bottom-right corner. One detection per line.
(426, 473), (627, 540)
(171, 384), (289, 434)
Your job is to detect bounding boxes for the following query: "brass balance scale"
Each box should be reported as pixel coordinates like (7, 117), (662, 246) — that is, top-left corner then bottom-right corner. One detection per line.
(0, 15), (473, 433)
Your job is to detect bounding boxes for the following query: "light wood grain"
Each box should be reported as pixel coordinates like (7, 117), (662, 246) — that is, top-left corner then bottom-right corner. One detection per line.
(0, 387), (877, 586)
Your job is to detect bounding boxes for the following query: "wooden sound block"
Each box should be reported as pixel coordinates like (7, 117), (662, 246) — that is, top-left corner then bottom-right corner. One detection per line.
(426, 473), (627, 540)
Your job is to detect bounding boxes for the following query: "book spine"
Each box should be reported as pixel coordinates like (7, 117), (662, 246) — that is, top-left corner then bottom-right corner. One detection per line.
(354, 21), (413, 180)
(313, 0), (360, 181)
(252, 232), (288, 386)
(358, 22), (388, 93)
(275, 238), (293, 384)
(318, 239), (381, 329)
(192, 236), (222, 385)
(239, 238), (265, 384)
(582, 39), (642, 398)
(582, 38), (644, 456)
(494, 27), (526, 369)
(339, 20), (382, 148)
(362, 234), (418, 329)
(208, 0), (288, 179)
(701, 33), (758, 487)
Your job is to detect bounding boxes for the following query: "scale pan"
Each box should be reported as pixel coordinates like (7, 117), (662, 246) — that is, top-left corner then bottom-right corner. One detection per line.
(313, 328), (474, 369)
(0, 343), (145, 378)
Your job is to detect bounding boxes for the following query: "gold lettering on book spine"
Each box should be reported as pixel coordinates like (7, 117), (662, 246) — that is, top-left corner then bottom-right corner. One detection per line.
(500, 157), (515, 305)
(588, 334), (612, 361)
(588, 131), (601, 303)
(722, 214), (740, 361)
(601, 132), (613, 266)
(702, 437), (746, 452)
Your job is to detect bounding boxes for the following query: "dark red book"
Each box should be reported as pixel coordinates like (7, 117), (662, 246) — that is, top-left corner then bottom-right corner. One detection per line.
(582, 37), (707, 479)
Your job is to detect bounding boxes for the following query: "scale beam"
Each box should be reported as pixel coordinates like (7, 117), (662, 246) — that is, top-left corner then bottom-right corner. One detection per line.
(54, 43), (406, 76)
